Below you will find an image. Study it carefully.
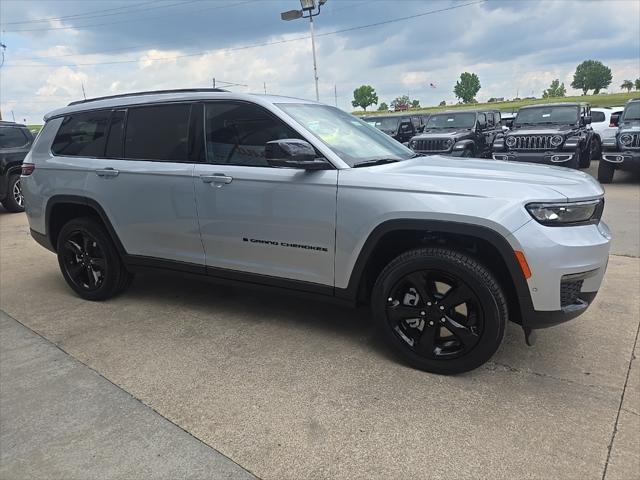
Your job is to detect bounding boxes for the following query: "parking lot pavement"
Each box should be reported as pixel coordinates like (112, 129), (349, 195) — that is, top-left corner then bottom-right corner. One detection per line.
(0, 311), (256, 480)
(0, 171), (638, 480)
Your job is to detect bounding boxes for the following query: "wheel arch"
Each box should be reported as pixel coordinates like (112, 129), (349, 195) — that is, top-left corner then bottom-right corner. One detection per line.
(45, 195), (126, 255)
(336, 219), (533, 325)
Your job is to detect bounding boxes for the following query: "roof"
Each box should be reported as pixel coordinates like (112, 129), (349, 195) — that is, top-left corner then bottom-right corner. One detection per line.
(519, 102), (587, 109)
(431, 109), (500, 115)
(43, 89), (318, 121)
(0, 120), (27, 128)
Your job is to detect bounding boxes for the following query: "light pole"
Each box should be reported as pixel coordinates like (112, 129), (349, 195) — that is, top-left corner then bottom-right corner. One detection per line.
(281, 0), (327, 101)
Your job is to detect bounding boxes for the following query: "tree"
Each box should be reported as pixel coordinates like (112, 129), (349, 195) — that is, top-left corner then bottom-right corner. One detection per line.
(391, 95), (410, 111)
(620, 80), (633, 92)
(454, 72), (481, 103)
(378, 102), (388, 111)
(439, 100), (446, 107)
(570, 60), (612, 95)
(635, 78), (640, 91)
(542, 79), (567, 98)
(351, 85), (378, 111)
(411, 99), (420, 109)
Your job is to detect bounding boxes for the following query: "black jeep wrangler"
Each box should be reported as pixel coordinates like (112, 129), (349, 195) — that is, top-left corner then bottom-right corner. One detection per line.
(407, 109), (502, 158)
(599, 98), (640, 183)
(362, 114), (417, 143)
(0, 121), (34, 213)
(492, 103), (598, 169)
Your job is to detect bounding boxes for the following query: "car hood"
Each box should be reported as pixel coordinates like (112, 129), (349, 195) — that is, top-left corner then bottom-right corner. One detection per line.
(414, 129), (471, 139)
(507, 126), (575, 136)
(343, 156), (604, 202)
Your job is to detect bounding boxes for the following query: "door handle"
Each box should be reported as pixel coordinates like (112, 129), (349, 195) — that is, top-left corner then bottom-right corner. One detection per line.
(200, 174), (233, 184)
(95, 168), (119, 178)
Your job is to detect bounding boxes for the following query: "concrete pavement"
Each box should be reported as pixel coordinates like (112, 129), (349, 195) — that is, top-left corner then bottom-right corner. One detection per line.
(1, 164), (638, 479)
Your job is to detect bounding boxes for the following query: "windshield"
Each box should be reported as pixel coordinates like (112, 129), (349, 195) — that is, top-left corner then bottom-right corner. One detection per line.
(276, 103), (414, 166)
(622, 102), (640, 121)
(425, 113), (476, 129)
(365, 116), (401, 131)
(514, 106), (578, 125)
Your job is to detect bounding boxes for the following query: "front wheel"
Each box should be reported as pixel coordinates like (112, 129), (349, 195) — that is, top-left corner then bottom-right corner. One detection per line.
(1, 175), (25, 213)
(372, 247), (507, 375)
(597, 159), (615, 183)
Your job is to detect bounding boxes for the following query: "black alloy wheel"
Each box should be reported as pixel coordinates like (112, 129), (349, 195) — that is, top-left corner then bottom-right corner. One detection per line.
(56, 217), (133, 300)
(372, 247), (507, 374)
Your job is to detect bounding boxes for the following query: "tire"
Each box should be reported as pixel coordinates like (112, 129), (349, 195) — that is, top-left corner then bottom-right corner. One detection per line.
(461, 148), (473, 158)
(566, 152), (580, 169)
(597, 159), (615, 184)
(579, 140), (595, 169)
(56, 217), (132, 300)
(371, 247), (507, 375)
(2, 175), (25, 213)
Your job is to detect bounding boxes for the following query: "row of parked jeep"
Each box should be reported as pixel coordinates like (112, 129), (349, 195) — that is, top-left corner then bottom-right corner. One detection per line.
(363, 98), (640, 183)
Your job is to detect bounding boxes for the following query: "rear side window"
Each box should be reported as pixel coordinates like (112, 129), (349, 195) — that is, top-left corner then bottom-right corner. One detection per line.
(486, 113), (495, 126)
(591, 111), (606, 123)
(0, 127), (28, 148)
(205, 102), (300, 167)
(105, 110), (126, 158)
(52, 111), (110, 157)
(124, 104), (190, 161)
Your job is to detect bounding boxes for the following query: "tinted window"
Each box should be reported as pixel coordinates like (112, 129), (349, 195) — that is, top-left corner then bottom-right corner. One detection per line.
(52, 111), (110, 157)
(495, 112), (501, 124)
(592, 111), (605, 123)
(426, 113), (476, 129)
(205, 102), (300, 167)
(105, 110), (125, 158)
(486, 113), (494, 126)
(125, 104), (190, 161)
(0, 127), (28, 148)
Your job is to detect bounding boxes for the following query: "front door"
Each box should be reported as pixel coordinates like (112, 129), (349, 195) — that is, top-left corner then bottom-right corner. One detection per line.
(193, 101), (338, 287)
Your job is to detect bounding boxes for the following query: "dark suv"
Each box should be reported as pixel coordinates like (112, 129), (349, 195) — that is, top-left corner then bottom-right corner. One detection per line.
(0, 121), (34, 212)
(492, 103), (598, 169)
(362, 115), (417, 143)
(599, 99), (640, 183)
(407, 110), (502, 158)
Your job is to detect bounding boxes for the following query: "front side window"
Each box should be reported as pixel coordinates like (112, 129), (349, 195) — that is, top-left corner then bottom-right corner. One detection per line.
(52, 111), (110, 157)
(205, 102), (301, 167)
(124, 104), (190, 161)
(277, 103), (414, 166)
(514, 106), (579, 126)
(425, 113), (476, 129)
(0, 127), (28, 148)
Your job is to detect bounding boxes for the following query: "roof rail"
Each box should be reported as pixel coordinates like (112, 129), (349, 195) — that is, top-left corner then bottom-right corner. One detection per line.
(67, 88), (229, 106)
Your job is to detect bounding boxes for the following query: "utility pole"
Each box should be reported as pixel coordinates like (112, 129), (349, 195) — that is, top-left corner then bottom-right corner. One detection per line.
(212, 77), (216, 88)
(334, 84), (337, 107)
(264, 82), (267, 94)
(11, 111), (16, 122)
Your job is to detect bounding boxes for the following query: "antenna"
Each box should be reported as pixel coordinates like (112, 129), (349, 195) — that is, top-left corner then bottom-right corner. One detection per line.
(81, 81), (87, 100)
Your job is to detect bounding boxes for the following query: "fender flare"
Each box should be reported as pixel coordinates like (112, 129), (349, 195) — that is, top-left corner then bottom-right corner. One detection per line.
(335, 218), (534, 324)
(44, 194), (127, 255)
(452, 139), (475, 152)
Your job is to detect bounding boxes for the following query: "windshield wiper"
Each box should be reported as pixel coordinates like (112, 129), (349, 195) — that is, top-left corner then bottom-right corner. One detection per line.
(352, 158), (401, 168)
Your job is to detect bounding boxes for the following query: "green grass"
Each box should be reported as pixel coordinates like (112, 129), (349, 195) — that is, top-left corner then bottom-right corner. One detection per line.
(27, 125), (42, 134)
(354, 91), (638, 116)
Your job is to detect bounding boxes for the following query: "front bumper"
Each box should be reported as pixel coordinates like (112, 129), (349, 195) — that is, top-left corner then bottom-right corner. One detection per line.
(601, 150), (640, 171)
(510, 219), (611, 329)
(492, 151), (577, 165)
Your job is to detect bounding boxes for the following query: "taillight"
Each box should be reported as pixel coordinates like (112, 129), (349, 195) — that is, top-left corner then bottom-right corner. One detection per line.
(609, 123), (616, 127)
(21, 163), (35, 176)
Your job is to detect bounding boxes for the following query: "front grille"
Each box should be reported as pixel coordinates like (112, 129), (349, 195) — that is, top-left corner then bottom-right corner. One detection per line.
(413, 138), (450, 152)
(560, 279), (583, 308)
(621, 133), (640, 149)
(510, 135), (555, 150)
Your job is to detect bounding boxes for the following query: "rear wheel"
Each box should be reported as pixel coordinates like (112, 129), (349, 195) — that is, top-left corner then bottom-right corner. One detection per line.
(56, 217), (133, 300)
(597, 159), (615, 183)
(2, 175), (25, 213)
(372, 247), (507, 374)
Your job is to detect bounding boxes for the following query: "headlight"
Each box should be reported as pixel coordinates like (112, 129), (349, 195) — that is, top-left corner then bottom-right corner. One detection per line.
(444, 138), (453, 147)
(409, 140), (416, 148)
(620, 134), (633, 146)
(505, 136), (516, 147)
(525, 199), (604, 226)
(550, 135), (564, 147)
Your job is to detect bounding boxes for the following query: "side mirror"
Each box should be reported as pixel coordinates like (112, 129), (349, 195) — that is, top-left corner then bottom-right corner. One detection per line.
(265, 139), (331, 170)
(582, 116), (592, 125)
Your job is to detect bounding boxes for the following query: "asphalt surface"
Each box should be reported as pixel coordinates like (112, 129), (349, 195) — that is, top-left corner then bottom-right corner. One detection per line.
(0, 161), (638, 479)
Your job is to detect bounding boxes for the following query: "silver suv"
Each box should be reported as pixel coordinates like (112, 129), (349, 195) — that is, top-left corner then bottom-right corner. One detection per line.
(22, 89), (611, 374)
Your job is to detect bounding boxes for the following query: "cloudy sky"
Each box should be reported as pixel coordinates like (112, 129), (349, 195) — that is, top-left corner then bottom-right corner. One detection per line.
(1, 0), (639, 123)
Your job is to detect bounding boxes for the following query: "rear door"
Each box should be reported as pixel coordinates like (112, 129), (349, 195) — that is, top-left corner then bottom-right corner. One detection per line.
(82, 103), (204, 266)
(193, 101), (338, 287)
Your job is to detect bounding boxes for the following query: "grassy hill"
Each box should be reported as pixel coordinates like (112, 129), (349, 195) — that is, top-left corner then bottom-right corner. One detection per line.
(354, 91), (638, 116)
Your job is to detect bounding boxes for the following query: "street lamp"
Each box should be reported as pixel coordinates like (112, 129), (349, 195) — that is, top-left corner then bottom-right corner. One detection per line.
(281, 0), (328, 101)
